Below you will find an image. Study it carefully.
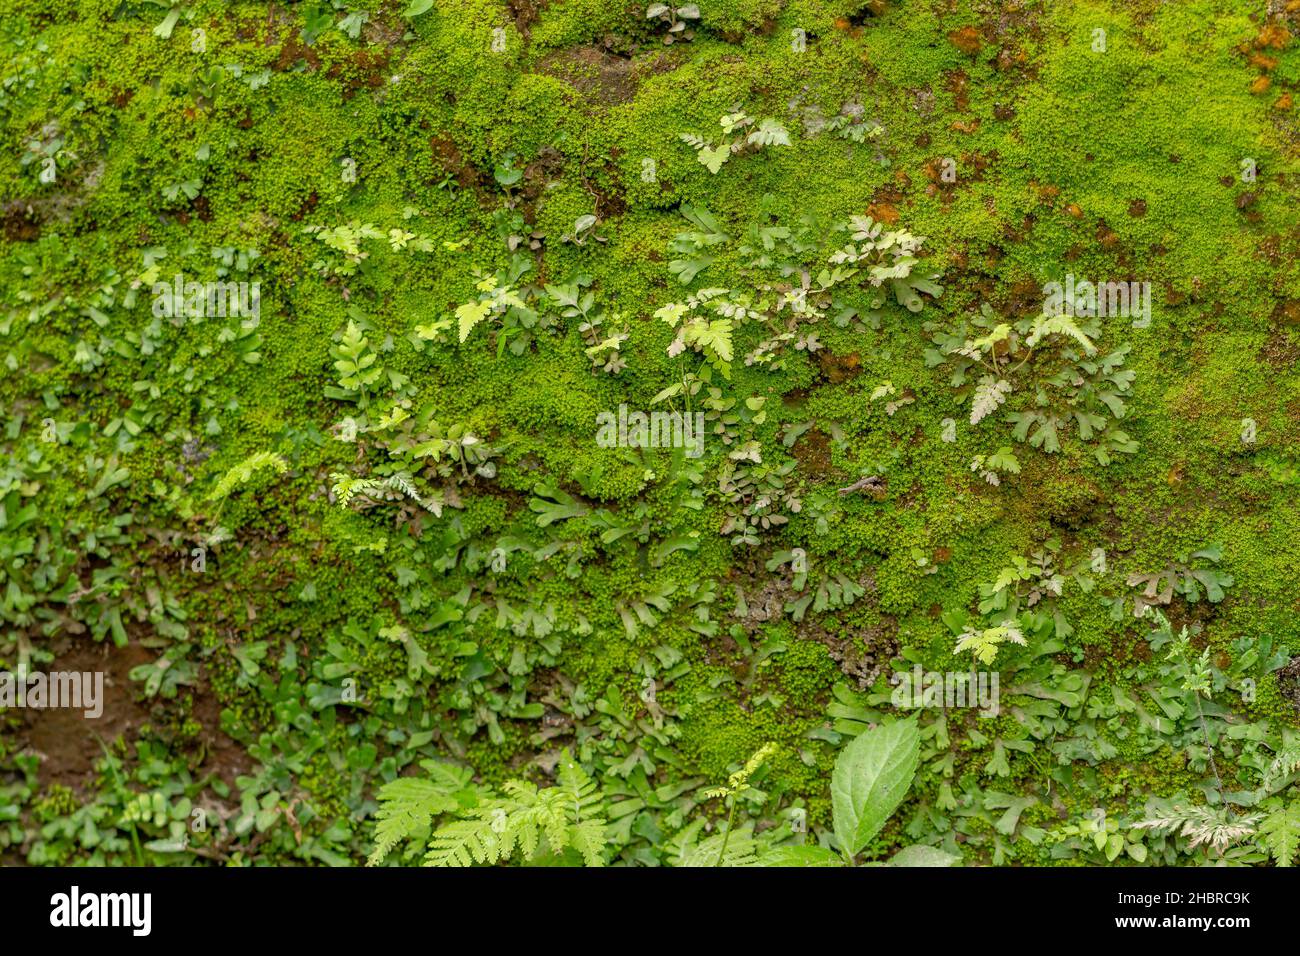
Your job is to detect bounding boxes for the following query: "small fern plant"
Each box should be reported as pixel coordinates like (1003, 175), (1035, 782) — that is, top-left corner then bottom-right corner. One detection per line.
(692, 742), (778, 866)
(680, 110), (790, 174)
(1258, 801), (1300, 866)
(206, 451), (288, 503)
(369, 751), (610, 867)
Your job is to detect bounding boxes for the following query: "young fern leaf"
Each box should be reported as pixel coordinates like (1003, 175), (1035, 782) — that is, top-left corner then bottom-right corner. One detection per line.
(969, 376), (1011, 425)
(207, 451), (288, 501)
(1027, 314), (1096, 354)
(568, 818), (608, 867)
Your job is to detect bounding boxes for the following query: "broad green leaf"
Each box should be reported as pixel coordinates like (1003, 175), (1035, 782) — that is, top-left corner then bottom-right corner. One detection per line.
(831, 719), (920, 858)
(888, 844), (961, 867)
(754, 845), (843, 867)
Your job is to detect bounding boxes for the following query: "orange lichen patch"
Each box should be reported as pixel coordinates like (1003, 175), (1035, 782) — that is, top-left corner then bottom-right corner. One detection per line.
(1251, 75), (1273, 94)
(1276, 92), (1294, 110)
(832, 16), (863, 38)
(867, 201), (900, 224)
(1064, 202), (1083, 219)
(948, 26), (982, 55)
(1030, 180), (1061, 203)
(1255, 22), (1292, 49)
(951, 118), (980, 134)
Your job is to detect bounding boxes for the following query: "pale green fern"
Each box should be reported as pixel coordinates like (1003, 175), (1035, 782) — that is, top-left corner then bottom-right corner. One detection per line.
(1259, 803), (1300, 866)
(207, 451), (288, 502)
(369, 763), (474, 866)
(370, 750), (609, 867)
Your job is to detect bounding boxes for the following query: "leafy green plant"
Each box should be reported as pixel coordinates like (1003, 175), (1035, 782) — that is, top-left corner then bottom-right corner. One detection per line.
(1118, 544), (1234, 618)
(681, 111), (791, 174)
(655, 289), (753, 380)
(646, 2), (699, 43)
(754, 719), (957, 866)
(926, 304), (1137, 463)
(826, 215), (942, 313)
(697, 741), (776, 865)
(369, 751), (609, 866)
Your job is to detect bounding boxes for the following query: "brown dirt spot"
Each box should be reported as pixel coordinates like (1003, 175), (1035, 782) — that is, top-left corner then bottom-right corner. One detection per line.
(1272, 298), (1300, 325)
(12, 634), (254, 795)
(508, 0), (547, 39)
(3, 202), (41, 242)
(789, 427), (841, 480)
(1272, 658), (1300, 713)
(17, 639), (152, 790)
(945, 69), (970, 110)
(536, 46), (680, 110)
(273, 32), (322, 72)
(189, 677), (256, 789)
(326, 48), (391, 99)
(1260, 327), (1300, 367)
(816, 350), (862, 383)
(540, 46), (639, 106)
(430, 135), (486, 193)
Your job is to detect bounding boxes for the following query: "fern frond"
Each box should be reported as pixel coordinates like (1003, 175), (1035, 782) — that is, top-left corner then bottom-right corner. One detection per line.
(331, 473), (381, 508)
(970, 376), (1011, 426)
(665, 818), (708, 865)
(1027, 314), (1096, 354)
(208, 451), (288, 501)
(556, 750), (602, 821)
(1262, 745), (1300, 791)
(1132, 805), (1262, 853)
(1259, 804), (1300, 866)
(424, 816), (504, 867)
(368, 778), (459, 865)
(568, 819), (608, 867)
(382, 472), (442, 514)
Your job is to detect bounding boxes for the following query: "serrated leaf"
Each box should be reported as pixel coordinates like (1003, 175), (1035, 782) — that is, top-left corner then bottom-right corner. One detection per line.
(831, 719), (920, 858)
